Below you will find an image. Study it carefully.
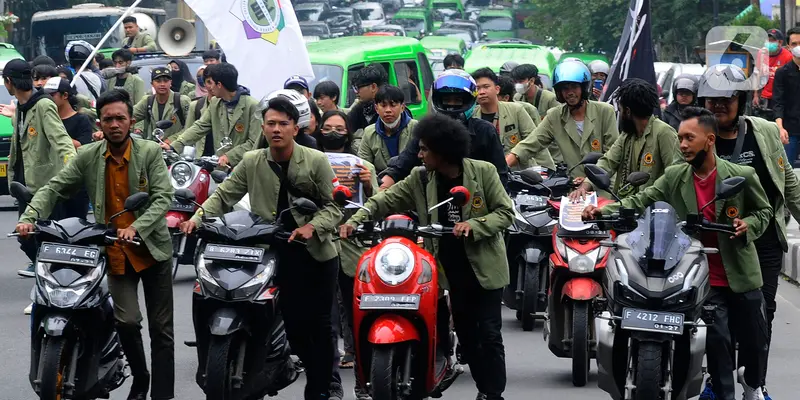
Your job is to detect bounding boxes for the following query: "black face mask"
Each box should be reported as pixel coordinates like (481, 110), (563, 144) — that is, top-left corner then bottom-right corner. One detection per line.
(688, 148), (708, 170)
(171, 70), (183, 92)
(320, 133), (348, 150)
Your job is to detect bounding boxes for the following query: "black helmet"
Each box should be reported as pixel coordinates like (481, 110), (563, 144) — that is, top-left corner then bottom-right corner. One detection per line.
(697, 64), (748, 116)
(500, 61), (519, 76)
(66, 41), (93, 64)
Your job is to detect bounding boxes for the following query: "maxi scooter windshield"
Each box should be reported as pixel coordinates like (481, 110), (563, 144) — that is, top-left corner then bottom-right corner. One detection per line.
(626, 202), (692, 274)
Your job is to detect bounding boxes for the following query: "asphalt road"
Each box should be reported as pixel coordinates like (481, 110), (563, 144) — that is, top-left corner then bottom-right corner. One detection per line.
(0, 196), (798, 400)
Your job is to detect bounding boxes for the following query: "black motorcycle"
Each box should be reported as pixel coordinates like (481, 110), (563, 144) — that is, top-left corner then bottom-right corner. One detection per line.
(175, 188), (316, 400)
(10, 182), (149, 400)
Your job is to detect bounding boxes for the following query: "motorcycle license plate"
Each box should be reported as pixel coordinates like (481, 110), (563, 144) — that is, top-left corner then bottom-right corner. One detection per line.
(203, 244), (265, 263)
(37, 242), (100, 267)
(360, 294), (421, 310)
(515, 194), (548, 207)
(170, 199), (195, 212)
(621, 308), (685, 335)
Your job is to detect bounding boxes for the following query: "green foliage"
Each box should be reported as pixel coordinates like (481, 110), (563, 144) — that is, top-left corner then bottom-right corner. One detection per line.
(731, 6), (780, 31)
(526, 0), (752, 62)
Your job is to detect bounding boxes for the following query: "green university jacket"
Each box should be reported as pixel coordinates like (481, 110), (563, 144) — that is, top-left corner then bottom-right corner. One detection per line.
(127, 32), (157, 52)
(516, 100), (541, 126)
(358, 119), (417, 172)
(180, 81), (196, 98)
(602, 157), (772, 293)
(105, 74), (147, 104)
(594, 116), (682, 195)
(515, 87), (560, 117)
(511, 100), (619, 177)
(133, 92), (192, 141)
(9, 97), (77, 193)
(76, 94), (97, 121)
(473, 101), (554, 170)
(19, 139), (174, 262)
(171, 95), (261, 166)
(346, 159), (514, 290)
(191, 147), (343, 262)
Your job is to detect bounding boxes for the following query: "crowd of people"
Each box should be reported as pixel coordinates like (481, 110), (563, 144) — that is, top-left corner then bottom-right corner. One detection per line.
(4, 17), (799, 400)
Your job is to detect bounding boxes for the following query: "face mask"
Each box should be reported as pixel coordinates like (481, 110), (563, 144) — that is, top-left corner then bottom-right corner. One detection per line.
(688, 148), (708, 170)
(767, 42), (779, 53)
(320, 133), (348, 150)
(514, 83), (527, 95)
(792, 46), (800, 58)
(382, 116), (402, 130)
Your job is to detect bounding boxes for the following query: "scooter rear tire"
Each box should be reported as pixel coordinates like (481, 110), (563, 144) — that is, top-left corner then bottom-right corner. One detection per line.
(39, 336), (69, 400)
(633, 341), (663, 400)
(371, 344), (401, 400)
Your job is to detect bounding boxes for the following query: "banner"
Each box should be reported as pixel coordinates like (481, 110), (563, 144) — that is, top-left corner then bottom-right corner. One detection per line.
(600, 0), (657, 104)
(183, 0), (314, 99)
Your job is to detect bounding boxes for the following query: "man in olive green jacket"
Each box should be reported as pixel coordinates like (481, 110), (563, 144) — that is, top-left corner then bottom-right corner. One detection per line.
(133, 67), (191, 141)
(358, 86), (417, 173)
(583, 108), (771, 400)
(122, 16), (157, 54)
(572, 79), (681, 198)
(511, 63), (561, 117)
(342, 115), (512, 400)
(165, 64), (259, 167)
(181, 97), (341, 399)
(105, 49), (146, 104)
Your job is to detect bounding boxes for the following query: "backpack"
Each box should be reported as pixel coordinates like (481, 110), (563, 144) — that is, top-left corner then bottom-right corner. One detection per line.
(147, 92), (186, 128)
(194, 96), (207, 122)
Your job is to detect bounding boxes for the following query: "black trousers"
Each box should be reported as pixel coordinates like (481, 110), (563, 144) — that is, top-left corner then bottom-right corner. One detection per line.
(277, 247), (338, 399)
(442, 261), (506, 398)
(705, 287), (769, 400)
(755, 235), (783, 383)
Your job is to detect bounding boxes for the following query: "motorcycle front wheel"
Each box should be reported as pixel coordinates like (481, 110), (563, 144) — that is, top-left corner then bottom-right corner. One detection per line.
(571, 301), (590, 387)
(39, 336), (70, 400)
(205, 335), (238, 400)
(520, 259), (540, 331)
(371, 344), (406, 400)
(633, 341), (663, 400)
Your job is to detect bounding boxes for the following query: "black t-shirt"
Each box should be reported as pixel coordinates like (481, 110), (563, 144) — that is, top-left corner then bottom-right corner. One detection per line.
(157, 102), (166, 121)
(480, 112), (496, 124)
(114, 77), (127, 90)
(276, 161), (299, 231)
(435, 172), (478, 289)
(61, 113), (94, 145)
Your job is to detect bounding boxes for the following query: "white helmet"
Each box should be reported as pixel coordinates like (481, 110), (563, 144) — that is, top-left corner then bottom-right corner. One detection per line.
(588, 60), (610, 75)
(262, 89), (311, 129)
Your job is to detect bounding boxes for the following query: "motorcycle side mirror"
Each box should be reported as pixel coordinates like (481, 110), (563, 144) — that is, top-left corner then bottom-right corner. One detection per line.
(210, 170), (227, 184)
(584, 164), (611, 191)
(174, 188), (196, 205)
(156, 120), (173, 130)
(519, 168), (544, 185)
(579, 152), (603, 166)
(716, 176), (746, 200)
(293, 198), (319, 216)
(626, 172), (650, 187)
(10, 181), (33, 204)
(449, 186), (471, 207)
(124, 192), (150, 212)
(333, 185), (353, 207)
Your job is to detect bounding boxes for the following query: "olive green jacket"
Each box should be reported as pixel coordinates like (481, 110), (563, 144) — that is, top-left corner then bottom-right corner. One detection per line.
(105, 74), (146, 104)
(337, 159), (379, 277)
(357, 119), (417, 173)
(511, 101), (619, 178)
(171, 95), (261, 166)
(191, 147), (343, 262)
(180, 81), (196, 98)
(516, 101), (541, 126)
(76, 94), (97, 121)
(127, 32), (157, 52)
(473, 101), (554, 170)
(515, 87), (560, 117)
(19, 139), (173, 262)
(132, 92), (192, 141)
(346, 159), (514, 290)
(594, 116), (682, 195)
(186, 97), (211, 128)
(726, 116), (800, 252)
(9, 97), (77, 193)
(602, 157), (772, 293)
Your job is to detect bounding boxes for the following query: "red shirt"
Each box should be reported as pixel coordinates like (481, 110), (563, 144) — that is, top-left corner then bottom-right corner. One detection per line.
(693, 169), (728, 287)
(762, 48), (793, 99)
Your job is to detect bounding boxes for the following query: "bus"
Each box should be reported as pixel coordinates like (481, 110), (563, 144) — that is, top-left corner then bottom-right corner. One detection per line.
(30, 4), (166, 63)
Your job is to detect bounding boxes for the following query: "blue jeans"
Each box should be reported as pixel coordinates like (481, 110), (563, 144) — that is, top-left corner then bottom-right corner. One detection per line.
(785, 135), (800, 168)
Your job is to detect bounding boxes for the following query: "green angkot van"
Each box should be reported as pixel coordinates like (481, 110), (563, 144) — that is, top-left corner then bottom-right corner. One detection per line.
(0, 43), (25, 195)
(558, 52), (609, 65)
(390, 7), (434, 38)
(465, 43), (557, 88)
(306, 36), (434, 118)
(477, 6), (515, 39)
(430, 0), (465, 30)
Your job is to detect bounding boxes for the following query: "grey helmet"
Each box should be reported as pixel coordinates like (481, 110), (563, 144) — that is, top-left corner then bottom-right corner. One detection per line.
(697, 64), (749, 115)
(588, 60), (610, 75)
(500, 61), (519, 75)
(671, 73), (699, 95)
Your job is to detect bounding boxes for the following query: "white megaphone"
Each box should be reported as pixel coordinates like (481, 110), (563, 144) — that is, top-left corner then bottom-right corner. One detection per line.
(158, 18), (197, 57)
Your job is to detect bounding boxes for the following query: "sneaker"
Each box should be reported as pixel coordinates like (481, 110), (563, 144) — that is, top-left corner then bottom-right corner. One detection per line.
(329, 382), (344, 400)
(699, 380), (717, 400)
(763, 387), (773, 400)
(23, 303), (32, 315)
(475, 394), (487, 400)
(739, 367), (766, 400)
(17, 263), (35, 278)
(354, 388), (372, 400)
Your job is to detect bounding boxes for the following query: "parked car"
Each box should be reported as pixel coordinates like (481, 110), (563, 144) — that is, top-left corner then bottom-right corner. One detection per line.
(421, 35), (468, 59)
(478, 6), (515, 39)
(365, 24), (407, 36)
(441, 19), (484, 42)
(390, 7), (433, 38)
(434, 27), (476, 46)
(378, 0), (403, 13)
(300, 21), (333, 42)
(352, 2), (386, 29)
(320, 7), (364, 37)
(295, 2), (331, 22)
(430, 0), (465, 29)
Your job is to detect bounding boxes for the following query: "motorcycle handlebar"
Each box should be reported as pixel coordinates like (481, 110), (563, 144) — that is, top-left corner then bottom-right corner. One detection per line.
(105, 235), (142, 246)
(698, 221), (737, 235)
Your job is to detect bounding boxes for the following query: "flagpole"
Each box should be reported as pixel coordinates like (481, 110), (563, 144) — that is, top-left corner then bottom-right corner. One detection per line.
(70, 0), (144, 87)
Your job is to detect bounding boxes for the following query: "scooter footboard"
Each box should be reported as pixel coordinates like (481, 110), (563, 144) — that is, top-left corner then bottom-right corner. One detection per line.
(209, 308), (246, 336)
(367, 314), (421, 344)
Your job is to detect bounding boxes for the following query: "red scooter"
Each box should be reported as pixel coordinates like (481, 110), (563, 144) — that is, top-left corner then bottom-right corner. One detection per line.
(333, 185), (467, 400)
(543, 171), (650, 387)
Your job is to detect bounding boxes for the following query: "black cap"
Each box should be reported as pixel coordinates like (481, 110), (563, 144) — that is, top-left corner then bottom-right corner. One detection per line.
(768, 29), (785, 41)
(3, 59), (31, 79)
(151, 66), (172, 81)
(202, 49), (220, 61)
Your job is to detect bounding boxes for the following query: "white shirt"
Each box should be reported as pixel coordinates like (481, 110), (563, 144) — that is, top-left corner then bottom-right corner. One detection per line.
(73, 71), (102, 103)
(575, 120), (585, 137)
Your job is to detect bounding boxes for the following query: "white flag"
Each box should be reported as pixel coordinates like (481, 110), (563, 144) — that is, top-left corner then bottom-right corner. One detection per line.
(183, 0), (314, 99)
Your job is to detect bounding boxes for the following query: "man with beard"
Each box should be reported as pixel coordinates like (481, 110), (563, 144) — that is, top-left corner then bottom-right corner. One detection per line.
(570, 78), (680, 200)
(348, 64), (388, 145)
(697, 64), (800, 400)
(506, 60), (619, 181)
(583, 107), (772, 400)
(662, 74), (700, 131)
(16, 90), (175, 400)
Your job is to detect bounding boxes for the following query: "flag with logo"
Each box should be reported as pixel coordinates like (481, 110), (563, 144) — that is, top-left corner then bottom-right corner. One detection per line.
(600, 0), (657, 104)
(183, 0), (314, 98)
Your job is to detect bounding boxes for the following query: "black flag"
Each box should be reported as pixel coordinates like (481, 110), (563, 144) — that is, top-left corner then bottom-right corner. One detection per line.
(600, 0), (657, 104)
